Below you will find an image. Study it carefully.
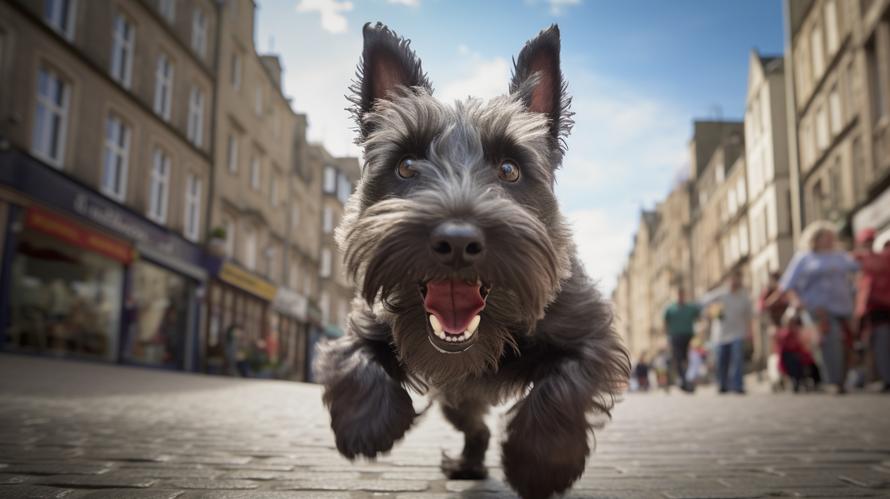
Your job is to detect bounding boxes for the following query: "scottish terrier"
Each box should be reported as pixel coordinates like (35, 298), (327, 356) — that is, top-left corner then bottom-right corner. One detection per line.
(316, 22), (630, 499)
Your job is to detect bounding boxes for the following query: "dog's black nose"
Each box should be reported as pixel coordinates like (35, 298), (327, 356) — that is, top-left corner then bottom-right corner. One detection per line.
(430, 222), (485, 267)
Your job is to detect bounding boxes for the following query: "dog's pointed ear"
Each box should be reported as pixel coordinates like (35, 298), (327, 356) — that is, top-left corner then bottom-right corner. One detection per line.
(349, 22), (432, 141)
(510, 25), (573, 151)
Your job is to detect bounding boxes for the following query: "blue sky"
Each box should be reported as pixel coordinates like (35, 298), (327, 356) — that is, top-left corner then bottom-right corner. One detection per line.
(256, 0), (784, 291)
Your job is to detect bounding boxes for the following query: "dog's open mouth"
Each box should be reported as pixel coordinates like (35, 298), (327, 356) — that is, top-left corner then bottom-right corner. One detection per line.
(419, 278), (490, 354)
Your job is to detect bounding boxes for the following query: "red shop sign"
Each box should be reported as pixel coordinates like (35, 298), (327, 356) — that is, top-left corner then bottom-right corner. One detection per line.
(25, 206), (135, 264)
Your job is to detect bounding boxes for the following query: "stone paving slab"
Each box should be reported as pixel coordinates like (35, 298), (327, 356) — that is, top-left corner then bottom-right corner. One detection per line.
(2, 354), (890, 498)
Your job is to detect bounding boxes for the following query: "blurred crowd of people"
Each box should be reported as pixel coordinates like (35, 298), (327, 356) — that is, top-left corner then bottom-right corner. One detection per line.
(631, 222), (890, 396)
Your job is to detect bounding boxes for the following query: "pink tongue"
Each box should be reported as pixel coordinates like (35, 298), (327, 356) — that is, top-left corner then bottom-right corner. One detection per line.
(424, 280), (485, 334)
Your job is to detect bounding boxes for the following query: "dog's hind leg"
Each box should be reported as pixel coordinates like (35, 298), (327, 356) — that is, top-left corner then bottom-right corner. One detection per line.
(439, 397), (489, 479)
(315, 308), (416, 460)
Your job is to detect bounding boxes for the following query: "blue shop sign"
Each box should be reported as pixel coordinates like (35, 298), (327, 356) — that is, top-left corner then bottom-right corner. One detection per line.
(0, 150), (204, 270)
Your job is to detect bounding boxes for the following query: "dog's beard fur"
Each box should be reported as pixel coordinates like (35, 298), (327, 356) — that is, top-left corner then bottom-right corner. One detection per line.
(338, 93), (573, 388)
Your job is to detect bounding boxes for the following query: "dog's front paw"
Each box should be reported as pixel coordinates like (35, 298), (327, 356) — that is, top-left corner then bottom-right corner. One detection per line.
(440, 451), (488, 480)
(326, 369), (416, 460)
(501, 414), (588, 499)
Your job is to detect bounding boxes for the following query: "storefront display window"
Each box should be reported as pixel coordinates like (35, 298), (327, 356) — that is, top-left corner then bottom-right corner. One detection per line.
(5, 228), (124, 361)
(124, 260), (194, 368)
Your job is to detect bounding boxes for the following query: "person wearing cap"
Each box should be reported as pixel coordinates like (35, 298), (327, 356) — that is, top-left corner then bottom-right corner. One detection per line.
(853, 228), (890, 392)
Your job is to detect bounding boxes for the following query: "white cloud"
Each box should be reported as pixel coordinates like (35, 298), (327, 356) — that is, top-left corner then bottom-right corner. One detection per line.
(296, 0), (353, 34)
(387, 0), (420, 6)
(548, 0), (582, 15)
(567, 208), (633, 293)
(438, 55), (512, 104)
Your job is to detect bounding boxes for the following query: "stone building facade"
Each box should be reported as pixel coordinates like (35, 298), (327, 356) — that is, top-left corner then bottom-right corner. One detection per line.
(0, 0), (356, 381)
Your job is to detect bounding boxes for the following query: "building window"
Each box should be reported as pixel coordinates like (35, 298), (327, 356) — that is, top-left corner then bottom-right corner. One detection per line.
(810, 26), (824, 79)
(184, 173), (202, 242)
(148, 148), (170, 224)
(829, 157), (842, 211)
(243, 226), (256, 271)
(101, 114), (130, 202)
(322, 206), (334, 234)
(227, 133), (238, 173)
(250, 157), (261, 190)
(159, 0), (176, 23)
(289, 261), (299, 289)
(265, 245), (278, 279)
(231, 52), (241, 90)
(223, 218), (235, 258)
(255, 87), (263, 116)
(319, 291), (330, 325)
(153, 53), (174, 121)
(320, 247), (332, 278)
(824, 0), (838, 55)
(187, 86), (204, 147)
(323, 166), (336, 193)
(815, 105), (829, 152)
(270, 172), (279, 207)
(866, 38), (887, 123)
(191, 8), (207, 58)
(291, 205), (300, 230)
(32, 67), (69, 168)
(110, 13), (135, 89)
(828, 85), (842, 136)
(45, 0), (77, 40)
(337, 175), (352, 204)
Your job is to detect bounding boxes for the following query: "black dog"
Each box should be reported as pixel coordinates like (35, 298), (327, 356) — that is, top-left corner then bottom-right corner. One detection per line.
(316, 22), (629, 499)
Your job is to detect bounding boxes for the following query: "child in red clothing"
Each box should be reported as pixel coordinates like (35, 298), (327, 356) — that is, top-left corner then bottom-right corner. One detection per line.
(776, 309), (821, 392)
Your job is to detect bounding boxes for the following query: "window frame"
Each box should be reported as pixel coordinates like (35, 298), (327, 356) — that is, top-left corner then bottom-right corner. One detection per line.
(153, 52), (174, 121)
(148, 148), (171, 224)
(184, 173), (202, 242)
(191, 8), (207, 58)
(187, 86), (204, 147)
(227, 133), (239, 174)
(32, 66), (70, 169)
(110, 12), (135, 89)
(100, 113), (130, 202)
(250, 156), (261, 190)
(45, 0), (77, 41)
(159, 0), (176, 23)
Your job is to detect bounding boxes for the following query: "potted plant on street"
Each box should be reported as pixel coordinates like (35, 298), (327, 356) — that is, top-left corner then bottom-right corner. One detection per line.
(207, 227), (227, 258)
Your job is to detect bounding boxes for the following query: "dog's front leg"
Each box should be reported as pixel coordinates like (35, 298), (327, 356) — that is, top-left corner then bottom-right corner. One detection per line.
(315, 311), (415, 460)
(501, 266), (630, 499)
(501, 358), (598, 499)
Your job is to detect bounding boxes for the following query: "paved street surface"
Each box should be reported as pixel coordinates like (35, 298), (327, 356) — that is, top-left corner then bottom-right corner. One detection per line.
(1, 354), (889, 499)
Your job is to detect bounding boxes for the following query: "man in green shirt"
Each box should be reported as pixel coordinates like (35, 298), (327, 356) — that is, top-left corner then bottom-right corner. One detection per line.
(663, 287), (702, 392)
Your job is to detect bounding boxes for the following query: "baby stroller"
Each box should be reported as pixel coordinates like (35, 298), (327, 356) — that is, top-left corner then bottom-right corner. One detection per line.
(776, 308), (822, 392)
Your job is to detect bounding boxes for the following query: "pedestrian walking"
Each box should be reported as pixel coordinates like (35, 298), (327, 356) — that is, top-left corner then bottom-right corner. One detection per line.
(633, 353), (651, 391)
(701, 270), (753, 394)
(663, 287), (701, 392)
(776, 308), (821, 392)
(768, 222), (859, 394)
(853, 228), (890, 392)
(759, 272), (788, 390)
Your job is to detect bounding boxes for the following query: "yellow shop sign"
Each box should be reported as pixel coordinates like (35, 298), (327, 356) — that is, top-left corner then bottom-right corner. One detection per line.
(218, 262), (277, 301)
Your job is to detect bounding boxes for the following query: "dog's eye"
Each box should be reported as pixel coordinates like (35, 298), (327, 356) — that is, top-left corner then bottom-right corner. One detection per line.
(498, 160), (520, 183)
(397, 156), (418, 179)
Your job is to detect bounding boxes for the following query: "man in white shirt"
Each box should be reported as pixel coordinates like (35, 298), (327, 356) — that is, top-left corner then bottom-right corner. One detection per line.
(701, 270), (753, 394)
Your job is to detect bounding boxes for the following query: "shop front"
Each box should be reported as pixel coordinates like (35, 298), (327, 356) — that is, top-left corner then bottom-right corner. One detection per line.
(202, 262), (312, 380)
(0, 150), (207, 370)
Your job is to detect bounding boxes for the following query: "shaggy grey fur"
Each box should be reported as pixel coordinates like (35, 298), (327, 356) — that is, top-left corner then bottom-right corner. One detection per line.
(315, 22), (629, 499)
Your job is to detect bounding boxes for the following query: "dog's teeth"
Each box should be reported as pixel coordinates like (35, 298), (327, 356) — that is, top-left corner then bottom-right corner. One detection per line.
(429, 315), (443, 333)
(467, 315), (481, 335)
(436, 330), (446, 340)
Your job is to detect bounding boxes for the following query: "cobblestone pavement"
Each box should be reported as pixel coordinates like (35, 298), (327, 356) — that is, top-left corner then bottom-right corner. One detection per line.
(1, 354), (890, 499)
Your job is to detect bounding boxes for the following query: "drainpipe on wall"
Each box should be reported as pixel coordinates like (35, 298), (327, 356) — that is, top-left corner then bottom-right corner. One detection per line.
(206, 0), (225, 248)
(783, 0), (804, 243)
